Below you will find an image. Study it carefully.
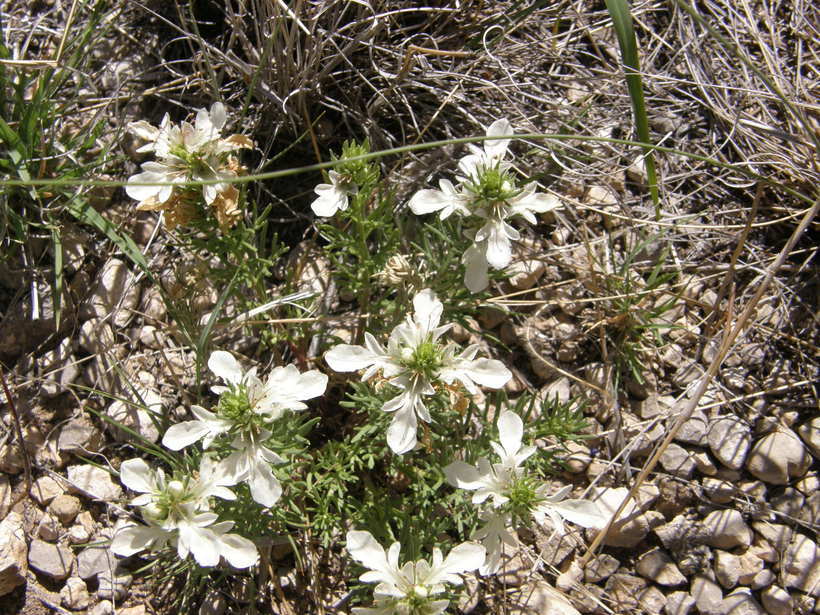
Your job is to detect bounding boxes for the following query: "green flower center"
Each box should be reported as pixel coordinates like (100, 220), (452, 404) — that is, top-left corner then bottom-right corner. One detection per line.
(503, 475), (543, 523)
(402, 339), (443, 381)
(468, 165), (520, 206)
(143, 479), (194, 523)
(216, 384), (266, 435)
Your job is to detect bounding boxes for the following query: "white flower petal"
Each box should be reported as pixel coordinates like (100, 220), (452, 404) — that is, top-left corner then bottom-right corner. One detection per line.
(497, 411), (524, 460)
(209, 102), (227, 131)
(178, 522), (220, 567)
(484, 118), (513, 161)
(463, 243), (489, 293)
(110, 524), (167, 557)
(219, 533), (259, 568)
(443, 461), (483, 490)
(208, 350), (244, 385)
(386, 405), (418, 455)
(119, 459), (156, 494)
(484, 222), (514, 269)
(248, 460), (282, 507)
(425, 541), (485, 585)
(347, 530), (392, 579)
(162, 420), (212, 450)
(412, 288), (443, 334)
(325, 343), (381, 373)
(542, 499), (608, 530)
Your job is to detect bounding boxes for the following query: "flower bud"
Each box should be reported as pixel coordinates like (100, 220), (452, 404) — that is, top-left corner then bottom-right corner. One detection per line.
(167, 480), (185, 497)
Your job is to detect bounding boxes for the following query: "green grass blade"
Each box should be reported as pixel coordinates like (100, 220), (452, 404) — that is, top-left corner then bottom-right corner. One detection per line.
(605, 0), (661, 218)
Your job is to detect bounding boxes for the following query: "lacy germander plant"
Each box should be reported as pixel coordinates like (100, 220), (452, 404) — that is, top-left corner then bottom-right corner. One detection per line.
(126, 102), (253, 231)
(162, 350), (327, 506)
(408, 119), (561, 292)
(444, 410), (606, 574)
(326, 288), (511, 454)
(346, 530), (485, 615)
(111, 455), (258, 568)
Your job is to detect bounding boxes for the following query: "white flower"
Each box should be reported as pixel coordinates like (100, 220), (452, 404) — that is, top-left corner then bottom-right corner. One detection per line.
(444, 410), (606, 575)
(162, 350), (328, 507)
(346, 530), (485, 615)
(125, 102), (253, 228)
(407, 118), (562, 292)
(206, 350), (328, 420)
(325, 289), (511, 454)
(111, 456), (258, 568)
(444, 410), (535, 507)
(457, 118), (515, 181)
(218, 431), (285, 507)
(472, 511), (517, 576)
(311, 170), (357, 217)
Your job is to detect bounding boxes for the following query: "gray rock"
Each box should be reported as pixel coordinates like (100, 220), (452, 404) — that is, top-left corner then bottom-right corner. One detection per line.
(665, 591), (696, 615)
(640, 586), (667, 614)
(795, 472), (819, 495)
(760, 586), (792, 615)
(36, 513), (62, 542)
(78, 318), (116, 355)
(797, 417), (820, 458)
(49, 494), (81, 525)
(702, 478), (735, 504)
(746, 427), (811, 485)
(659, 443), (696, 478)
(702, 509), (752, 549)
(751, 522), (792, 552)
(782, 533), (820, 597)
(66, 465), (122, 502)
(81, 258), (142, 328)
(691, 574), (723, 615)
(67, 524), (91, 545)
(30, 475), (65, 506)
(604, 573), (646, 613)
(708, 416), (751, 470)
(654, 514), (708, 551)
(563, 441), (592, 474)
(105, 385), (161, 444)
(770, 487), (804, 518)
(506, 259), (546, 291)
(97, 570), (132, 601)
(0, 512), (28, 596)
(56, 417), (103, 455)
(508, 580), (581, 615)
(750, 569), (774, 590)
(77, 544), (116, 580)
(584, 553), (620, 583)
(714, 551), (741, 589)
(721, 589), (765, 615)
(140, 285), (167, 324)
(674, 408), (709, 446)
(0, 476), (10, 519)
(61, 577), (91, 610)
(28, 539), (74, 581)
(636, 547), (686, 586)
(799, 491), (819, 527)
(89, 600), (114, 615)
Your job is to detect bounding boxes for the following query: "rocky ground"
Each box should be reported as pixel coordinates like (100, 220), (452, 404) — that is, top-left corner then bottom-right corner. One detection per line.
(0, 1), (818, 614)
